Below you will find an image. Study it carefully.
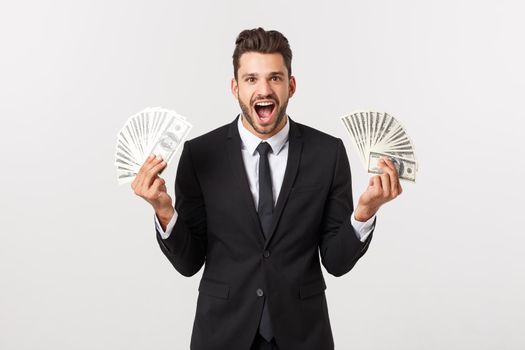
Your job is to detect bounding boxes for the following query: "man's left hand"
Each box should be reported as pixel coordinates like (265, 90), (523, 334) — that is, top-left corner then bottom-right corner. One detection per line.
(354, 157), (403, 222)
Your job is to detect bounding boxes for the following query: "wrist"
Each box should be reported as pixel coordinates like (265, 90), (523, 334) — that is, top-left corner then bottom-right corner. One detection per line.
(155, 206), (174, 223)
(354, 204), (377, 222)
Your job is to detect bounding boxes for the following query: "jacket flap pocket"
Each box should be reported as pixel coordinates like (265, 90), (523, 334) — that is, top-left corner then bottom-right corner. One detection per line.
(299, 279), (327, 299)
(199, 279), (230, 299)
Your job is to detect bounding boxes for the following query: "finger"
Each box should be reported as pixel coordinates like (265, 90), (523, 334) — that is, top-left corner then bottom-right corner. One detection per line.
(378, 159), (395, 178)
(381, 157), (397, 173)
(137, 156), (164, 189)
(131, 169), (145, 194)
(138, 155), (163, 178)
(145, 153), (156, 164)
(150, 176), (165, 190)
(152, 178), (167, 193)
(146, 177), (166, 200)
(394, 168), (402, 197)
(137, 154), (157, 179)
(143, 160), (167, 189)
(383, 157), (399, 180)
(379, 159), (398, 197)
(380, 172), (391, 198)
(371, 175), (382, 196)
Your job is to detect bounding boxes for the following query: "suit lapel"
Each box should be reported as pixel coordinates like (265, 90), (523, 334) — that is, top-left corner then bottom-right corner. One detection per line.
(226, 116), (266, 244)
(265, 117), (303, 248)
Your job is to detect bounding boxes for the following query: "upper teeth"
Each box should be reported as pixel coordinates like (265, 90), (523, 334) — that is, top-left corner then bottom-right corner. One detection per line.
(255, 102), (274, 106)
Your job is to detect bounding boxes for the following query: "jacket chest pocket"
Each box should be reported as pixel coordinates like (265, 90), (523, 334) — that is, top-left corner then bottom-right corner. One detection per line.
(290, 184), (323, 195)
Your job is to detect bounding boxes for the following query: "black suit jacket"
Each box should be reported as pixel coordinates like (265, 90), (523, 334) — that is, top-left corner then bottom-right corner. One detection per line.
(156, 116), (374, 350)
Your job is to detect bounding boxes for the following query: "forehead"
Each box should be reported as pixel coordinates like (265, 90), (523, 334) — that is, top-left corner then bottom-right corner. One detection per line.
(237, 52), (288, 76)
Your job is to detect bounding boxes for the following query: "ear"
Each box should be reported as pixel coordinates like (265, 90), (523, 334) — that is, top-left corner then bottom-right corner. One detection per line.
(288, 75), (297, 98)
(230, 78), (239, 99)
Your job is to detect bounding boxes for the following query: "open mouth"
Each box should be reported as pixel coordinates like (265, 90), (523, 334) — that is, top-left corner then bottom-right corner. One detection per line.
(253, 101), (276, 122)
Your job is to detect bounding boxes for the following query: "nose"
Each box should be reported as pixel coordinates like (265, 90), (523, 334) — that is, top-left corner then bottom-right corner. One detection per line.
(256, 79), (273, 97)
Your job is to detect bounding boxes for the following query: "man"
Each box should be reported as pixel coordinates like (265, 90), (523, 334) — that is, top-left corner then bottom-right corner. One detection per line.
(133, 28), (402, 350)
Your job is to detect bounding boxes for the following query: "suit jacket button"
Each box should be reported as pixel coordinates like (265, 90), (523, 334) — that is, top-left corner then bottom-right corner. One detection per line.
(263, 250), (270, 258)
(256, 288), (264, 297)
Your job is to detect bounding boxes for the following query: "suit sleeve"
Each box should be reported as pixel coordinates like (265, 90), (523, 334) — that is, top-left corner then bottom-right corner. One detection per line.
(319, 138), (375, 277)
(155, 141), (207, 277)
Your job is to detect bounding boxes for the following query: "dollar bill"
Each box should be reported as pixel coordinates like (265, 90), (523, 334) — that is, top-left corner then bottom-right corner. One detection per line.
(115, 107), (192, 184)
(341, 110), (418, 182)
(147, 116), (192, 173)
(368, 151), (416, 182)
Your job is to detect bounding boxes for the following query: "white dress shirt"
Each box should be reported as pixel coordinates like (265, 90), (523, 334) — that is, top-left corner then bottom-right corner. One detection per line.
(155, 115), (376, 241)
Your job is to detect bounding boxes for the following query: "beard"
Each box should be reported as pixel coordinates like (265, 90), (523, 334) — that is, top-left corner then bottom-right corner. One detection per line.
(238, 92), (289, 136)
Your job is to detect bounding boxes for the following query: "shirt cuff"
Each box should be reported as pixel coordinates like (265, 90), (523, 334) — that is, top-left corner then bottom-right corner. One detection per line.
(154, 210), (178, 239)
(350, 213), (376, 242)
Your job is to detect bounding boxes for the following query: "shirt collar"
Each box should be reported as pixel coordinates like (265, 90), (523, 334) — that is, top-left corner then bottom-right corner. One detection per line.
(237, 114), (289, 156)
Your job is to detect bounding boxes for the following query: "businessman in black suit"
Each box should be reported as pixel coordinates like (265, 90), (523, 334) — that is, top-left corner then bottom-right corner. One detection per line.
(133, 28), (402, 350)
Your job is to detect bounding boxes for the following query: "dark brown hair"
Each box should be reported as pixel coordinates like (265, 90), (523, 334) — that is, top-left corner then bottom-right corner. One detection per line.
(232, 28), (293, 80)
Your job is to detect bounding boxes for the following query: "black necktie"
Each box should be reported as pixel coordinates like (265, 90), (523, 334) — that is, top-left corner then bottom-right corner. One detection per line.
(256, 142), (274, 238)
(255, 141), (274, 341)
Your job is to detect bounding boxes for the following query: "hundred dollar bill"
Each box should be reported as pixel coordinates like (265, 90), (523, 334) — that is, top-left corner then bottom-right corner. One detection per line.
(368, 151), (416, 182)
(115, 106), (193, 185)
(148, 116), (192, 173)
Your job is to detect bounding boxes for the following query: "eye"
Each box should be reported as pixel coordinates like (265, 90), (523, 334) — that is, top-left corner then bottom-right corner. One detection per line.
(246, 77), (256, 83)
(271, 76), (282, 82)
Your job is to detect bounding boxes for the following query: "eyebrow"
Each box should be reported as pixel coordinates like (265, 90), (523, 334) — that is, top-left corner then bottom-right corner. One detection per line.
(241, 71), (286, 79)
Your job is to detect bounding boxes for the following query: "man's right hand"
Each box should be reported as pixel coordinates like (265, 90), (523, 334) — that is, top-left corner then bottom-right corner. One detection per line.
(132, 154), (174, 228)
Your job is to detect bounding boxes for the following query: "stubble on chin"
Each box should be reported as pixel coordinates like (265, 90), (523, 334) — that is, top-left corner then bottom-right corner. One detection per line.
(238, 99), (288, 136)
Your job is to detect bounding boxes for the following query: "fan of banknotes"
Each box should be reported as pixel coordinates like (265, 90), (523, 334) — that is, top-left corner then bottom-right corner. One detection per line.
(114, 106), (192, 185)
(341, 111), (418, 182)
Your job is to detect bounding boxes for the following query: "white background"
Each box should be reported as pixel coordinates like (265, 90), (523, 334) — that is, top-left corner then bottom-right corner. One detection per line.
(1, 0), (523, 349)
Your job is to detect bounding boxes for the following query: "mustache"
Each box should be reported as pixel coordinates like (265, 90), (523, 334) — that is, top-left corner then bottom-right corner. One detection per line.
(252, 95), (278, 105)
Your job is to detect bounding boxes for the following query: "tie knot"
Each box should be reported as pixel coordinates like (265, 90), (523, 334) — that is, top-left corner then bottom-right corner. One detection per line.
(256, 142), (272, 156)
